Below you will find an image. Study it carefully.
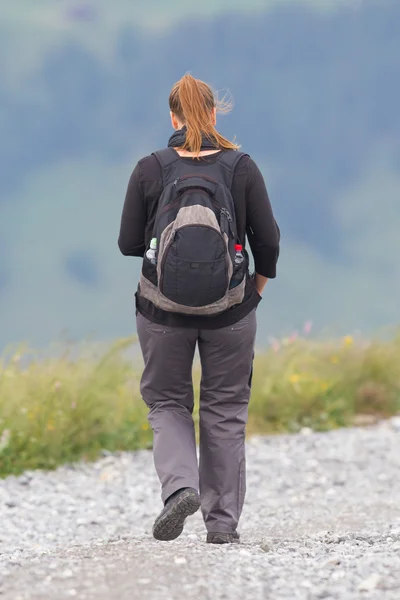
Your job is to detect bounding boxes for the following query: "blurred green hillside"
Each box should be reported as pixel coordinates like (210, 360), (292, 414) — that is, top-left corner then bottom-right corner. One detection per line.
(0, 0), (399, 349)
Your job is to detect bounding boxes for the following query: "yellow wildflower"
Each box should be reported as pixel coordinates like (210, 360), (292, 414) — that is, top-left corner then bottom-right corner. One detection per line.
(320, 382), (329, 392)
(141, 423), (149, 431)
(331, 356), (338, 364)
(289, 374), (301, 384)
(46, 421), (55, 432)
(343, 335), (354, 347)
(28, 406), (40, 421)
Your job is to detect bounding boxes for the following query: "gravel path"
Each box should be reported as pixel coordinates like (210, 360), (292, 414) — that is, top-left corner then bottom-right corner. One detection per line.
(1, 421), (400, 599)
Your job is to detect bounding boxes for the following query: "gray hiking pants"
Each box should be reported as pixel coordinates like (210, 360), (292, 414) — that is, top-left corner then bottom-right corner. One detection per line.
(136, 309), (257, 534)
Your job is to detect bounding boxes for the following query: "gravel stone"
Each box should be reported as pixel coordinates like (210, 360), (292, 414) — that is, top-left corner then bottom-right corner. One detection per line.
(0, 422), (400, 599)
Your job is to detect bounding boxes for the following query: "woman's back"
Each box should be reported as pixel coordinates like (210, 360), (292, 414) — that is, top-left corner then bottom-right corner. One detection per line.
(118, 135), (280, 330)
(118, 73), (280, 545)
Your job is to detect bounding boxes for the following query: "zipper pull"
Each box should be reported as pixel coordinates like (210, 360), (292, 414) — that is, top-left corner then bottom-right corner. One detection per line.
(221, 208), (232, 223)
(221, 209), (235, 238)
(220, 208), (228, 235)
(173, 178), (179, 186)
(220, 216), (226, 235)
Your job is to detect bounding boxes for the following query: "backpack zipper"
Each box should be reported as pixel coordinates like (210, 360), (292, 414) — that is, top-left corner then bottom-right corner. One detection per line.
(220, 208), (235, 238)
(157, 188), (229, 220)
(158, 180), (235, 237)
(174, 174), (219, 185)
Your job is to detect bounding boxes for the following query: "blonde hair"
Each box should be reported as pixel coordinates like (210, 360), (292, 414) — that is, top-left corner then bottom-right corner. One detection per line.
(169, 74), (240, 157)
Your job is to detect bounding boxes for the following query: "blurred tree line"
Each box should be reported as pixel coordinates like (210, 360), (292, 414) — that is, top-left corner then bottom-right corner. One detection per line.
(0, 0), (399, 344)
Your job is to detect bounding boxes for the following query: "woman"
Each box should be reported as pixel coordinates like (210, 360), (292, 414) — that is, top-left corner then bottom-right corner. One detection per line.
(118, 74), (280, 544)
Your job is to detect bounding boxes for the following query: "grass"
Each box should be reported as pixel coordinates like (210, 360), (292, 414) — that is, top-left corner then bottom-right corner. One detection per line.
(0, 331), (399, 478)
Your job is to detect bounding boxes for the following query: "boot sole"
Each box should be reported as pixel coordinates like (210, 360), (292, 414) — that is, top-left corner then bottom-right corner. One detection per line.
(153, 490), (201, 542)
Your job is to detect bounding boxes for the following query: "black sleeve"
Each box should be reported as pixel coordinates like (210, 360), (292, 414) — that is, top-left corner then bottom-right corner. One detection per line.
(245, 158), (280, 278)
(118, 162), (147, 257)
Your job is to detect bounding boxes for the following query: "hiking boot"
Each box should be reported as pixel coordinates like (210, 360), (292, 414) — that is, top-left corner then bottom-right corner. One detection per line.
(153, 488), (201, 542)
(206, 531), (240, 545)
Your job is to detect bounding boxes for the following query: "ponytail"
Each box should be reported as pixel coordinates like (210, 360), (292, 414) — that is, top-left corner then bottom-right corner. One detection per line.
(169, 74), (240, 157)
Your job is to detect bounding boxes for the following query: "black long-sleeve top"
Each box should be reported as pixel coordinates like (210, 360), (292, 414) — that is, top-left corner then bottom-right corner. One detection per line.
(118, 150), (280, 329)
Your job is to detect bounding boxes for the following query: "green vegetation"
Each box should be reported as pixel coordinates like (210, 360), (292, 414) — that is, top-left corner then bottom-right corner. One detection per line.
(0, 339), (152, 477)
(1, 332), (399, 478)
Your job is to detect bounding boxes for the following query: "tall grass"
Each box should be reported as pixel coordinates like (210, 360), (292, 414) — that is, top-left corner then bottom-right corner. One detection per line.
(0, 332), (399, 477)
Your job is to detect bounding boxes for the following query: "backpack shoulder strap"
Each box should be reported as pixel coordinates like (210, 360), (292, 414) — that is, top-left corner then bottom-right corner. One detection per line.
(152, 148), (181, 186)
(218, 150), (249, 189)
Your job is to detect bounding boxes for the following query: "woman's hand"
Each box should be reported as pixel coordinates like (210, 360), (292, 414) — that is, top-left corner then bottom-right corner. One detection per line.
(254, 273), (268, 297)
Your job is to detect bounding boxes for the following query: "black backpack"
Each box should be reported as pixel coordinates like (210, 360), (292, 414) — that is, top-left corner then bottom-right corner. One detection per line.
(139, 148), (248, 316)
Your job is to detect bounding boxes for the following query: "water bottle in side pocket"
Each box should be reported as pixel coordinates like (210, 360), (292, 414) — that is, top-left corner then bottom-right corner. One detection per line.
(146, 238), (157, 265)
